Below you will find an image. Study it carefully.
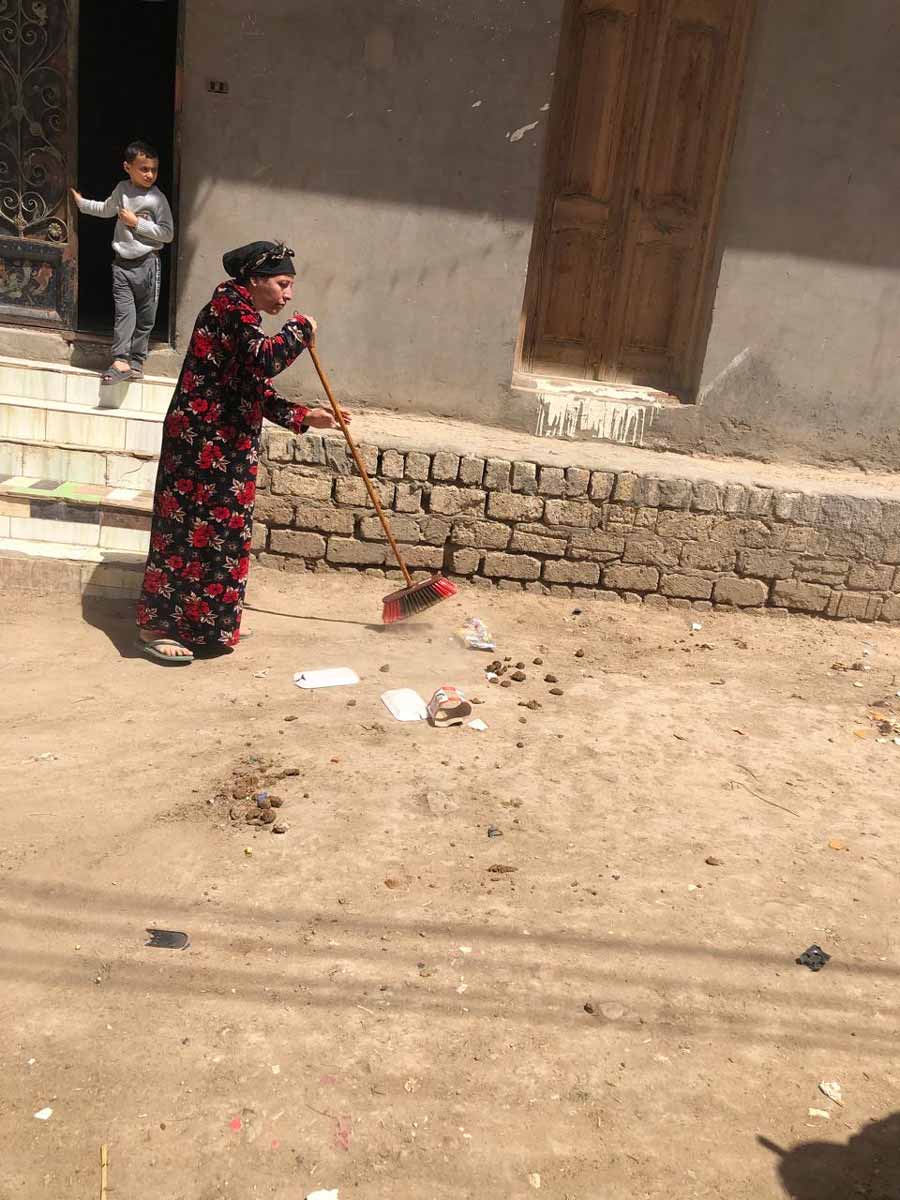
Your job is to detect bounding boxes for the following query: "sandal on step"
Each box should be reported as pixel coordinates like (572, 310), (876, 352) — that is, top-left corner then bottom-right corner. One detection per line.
(129, 366), (144, 380)
(140, 637), (194, 665)
(101, 364), (134, 385)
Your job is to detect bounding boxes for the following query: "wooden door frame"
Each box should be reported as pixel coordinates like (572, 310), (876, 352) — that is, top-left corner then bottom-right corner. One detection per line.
(514, 0), (756, 405)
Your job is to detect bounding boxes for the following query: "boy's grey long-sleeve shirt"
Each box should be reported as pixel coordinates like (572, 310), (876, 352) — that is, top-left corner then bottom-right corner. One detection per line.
(75, 181), (174, 259)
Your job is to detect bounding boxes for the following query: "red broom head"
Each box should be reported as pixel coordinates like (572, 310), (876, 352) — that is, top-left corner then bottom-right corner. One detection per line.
(382, 574), (457, 624)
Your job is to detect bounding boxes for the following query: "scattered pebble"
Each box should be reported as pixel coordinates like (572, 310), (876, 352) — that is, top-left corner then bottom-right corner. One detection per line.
(500, 680), (512, 689)
(487, 864), (517, 874)
(487, 826), (502, 838)
(379, 664), (390, 673)
(347, 700), (357, 707)
(511, 671), (527, 682)
(533, 657), (543, 665)
(284, 714), (298, 722)
(705, 856), (723, 867)
(574, 649), (584, 658)
(244, 848), (253, 857)
(516, 741), (525, 749)
(272, 823), (288, 834)
(549, 687), (564, 696)
(516, 662), (526, 670)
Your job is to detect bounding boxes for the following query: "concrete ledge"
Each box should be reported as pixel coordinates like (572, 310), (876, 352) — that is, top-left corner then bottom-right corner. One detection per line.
(252, 417), (900, 623)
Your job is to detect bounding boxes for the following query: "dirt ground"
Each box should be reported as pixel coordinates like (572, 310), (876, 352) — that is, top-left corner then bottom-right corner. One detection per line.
(2, 568), (899, 1200)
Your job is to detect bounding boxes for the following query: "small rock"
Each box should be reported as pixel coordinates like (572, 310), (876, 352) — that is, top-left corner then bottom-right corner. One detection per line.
(574, 649), (584, 658)
(516, 741), (525, 749)
(487, 825), (502, 838)
(518, 716), (527, 724)
(572, 608), (582, 615)
(272, 823), (288, 834)
(500, 679), (512, 689)
(515, 662), (525, 670)
(533, 657), (543, 665)
(244, 847), (253, 857)
(503, 656), (512, 662)
(284, 714), (298, 722)
(549, 687), (564, 697)
(705, 856), (723, 867)
(544, 674), (558, 684)
(269, 795), (284, 808)
(347, 699), (357, 707)
(379, 664), (390, 673)
(511, 671), (527, 682)
(487, 864), (517, 874)
(384, 878), (403, 889)
(521, 699), (541, 711)
(229, 806), (242, 821)
(258, 809), (276, 825)
(583, 1002), (595, 1014)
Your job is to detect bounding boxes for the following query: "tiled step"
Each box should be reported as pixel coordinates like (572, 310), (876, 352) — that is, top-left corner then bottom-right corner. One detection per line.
(0, 439), (159, 491)
(0, 476), (152, 559)
(0, 540), (144, 599)
(0, 354), (175, 415)
(0, 396), (164, 455)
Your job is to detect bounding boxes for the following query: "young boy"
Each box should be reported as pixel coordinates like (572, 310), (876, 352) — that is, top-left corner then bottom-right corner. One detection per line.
(71, 139), (174, 384)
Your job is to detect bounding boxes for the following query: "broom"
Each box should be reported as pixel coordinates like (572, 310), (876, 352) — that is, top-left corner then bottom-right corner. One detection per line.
(307, 345), (458, 624)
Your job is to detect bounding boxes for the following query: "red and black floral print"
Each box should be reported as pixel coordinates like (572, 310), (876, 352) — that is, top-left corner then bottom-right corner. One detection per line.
(137, 280), (312, 647)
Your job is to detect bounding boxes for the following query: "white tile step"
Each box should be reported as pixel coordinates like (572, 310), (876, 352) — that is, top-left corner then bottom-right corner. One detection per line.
(0, 395), (163, 457)
(0, 439), (159, 491)
(0, 535), (146, 564)
(5, 514), (150, 554)
(0, 538), (144, 598)
(0, 354), (176, 415)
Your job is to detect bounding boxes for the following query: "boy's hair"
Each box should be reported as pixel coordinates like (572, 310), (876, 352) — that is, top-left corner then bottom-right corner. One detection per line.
(124, 139), (159, 163)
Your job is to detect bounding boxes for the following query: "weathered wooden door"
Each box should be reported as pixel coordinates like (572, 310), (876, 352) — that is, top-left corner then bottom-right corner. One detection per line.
(0, 0), (78, 329)
(522, 0), (754, 398)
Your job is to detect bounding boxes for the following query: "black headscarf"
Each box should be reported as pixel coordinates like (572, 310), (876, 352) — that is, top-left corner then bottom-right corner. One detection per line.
(222, 241), (295, 280)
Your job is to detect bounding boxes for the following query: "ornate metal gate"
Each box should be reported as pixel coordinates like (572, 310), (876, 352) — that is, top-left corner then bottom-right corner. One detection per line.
(0, 0), (77, 328)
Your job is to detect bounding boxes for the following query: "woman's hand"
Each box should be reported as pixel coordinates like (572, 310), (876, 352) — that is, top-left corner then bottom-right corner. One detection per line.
(297, 314), (317, 348)
(304, 406), (351, 429)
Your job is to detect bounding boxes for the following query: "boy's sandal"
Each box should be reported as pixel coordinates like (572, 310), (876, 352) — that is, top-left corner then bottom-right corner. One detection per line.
(129, 366), (144, 379)
(101, 364), (134, 385)
(140, 637), (194, 665)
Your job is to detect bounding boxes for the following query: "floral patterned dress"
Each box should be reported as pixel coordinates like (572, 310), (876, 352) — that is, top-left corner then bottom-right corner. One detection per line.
(136, 280), (312, 647)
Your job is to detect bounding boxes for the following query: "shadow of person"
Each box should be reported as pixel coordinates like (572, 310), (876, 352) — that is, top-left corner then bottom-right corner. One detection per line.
(80, 594), (143, 660)
(759, 1111), (900, 1199)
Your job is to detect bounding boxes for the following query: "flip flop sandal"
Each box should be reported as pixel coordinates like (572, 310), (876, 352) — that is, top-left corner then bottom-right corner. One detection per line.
(101, 364), (134, 385)
(140, 637), (194, 665)
(129, 366), (144, 380)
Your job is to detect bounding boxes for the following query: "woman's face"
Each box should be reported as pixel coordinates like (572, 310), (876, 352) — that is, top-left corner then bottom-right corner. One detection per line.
(247, 274), (294, 315)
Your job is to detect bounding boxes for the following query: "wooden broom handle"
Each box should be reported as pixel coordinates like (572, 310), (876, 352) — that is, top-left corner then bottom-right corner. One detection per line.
(307, 345), (413, 588)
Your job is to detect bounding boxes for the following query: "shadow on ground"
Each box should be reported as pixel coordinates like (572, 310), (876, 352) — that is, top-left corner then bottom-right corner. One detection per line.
(760, 1112), (900, 1199)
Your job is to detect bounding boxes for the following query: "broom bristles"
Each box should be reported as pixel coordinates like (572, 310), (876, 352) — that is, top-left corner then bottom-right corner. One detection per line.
(382, 574), (457, 624)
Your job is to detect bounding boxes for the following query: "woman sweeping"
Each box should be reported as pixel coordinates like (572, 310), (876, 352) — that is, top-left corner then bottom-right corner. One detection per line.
(136, 240), (349, 664)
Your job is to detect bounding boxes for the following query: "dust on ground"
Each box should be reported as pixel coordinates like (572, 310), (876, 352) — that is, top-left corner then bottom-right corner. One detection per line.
(2, 569), (899, 1200)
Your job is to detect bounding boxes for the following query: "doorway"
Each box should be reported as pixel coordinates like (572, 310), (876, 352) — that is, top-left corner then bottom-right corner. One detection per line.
(520, 0), (754, 400)
(76, 0), (179, 340)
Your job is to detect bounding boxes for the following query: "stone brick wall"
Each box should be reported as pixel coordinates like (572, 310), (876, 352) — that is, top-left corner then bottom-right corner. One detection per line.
(254, 429), (900, 622)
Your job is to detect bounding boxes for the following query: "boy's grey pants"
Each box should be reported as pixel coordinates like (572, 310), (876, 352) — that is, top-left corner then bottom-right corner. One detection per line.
(111, 253), (160, 366)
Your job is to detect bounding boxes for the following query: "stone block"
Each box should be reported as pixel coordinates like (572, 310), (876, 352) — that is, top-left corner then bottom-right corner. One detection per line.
(486, 492), (543, 521)
(565, 467), (590, 497)
(692, 482), (723, 512)
(713, 578), (768, 607)
(605, 506), (637, 529)
(431, 486), (486, 517)
(326, 537), (387, 565)
(660, 574), (713, 600)
(746, 487), (774, 517)
(401, 545), (446, 569)
(544, 499), (592, 527)
(634, 477), (661, 507)
(879, 594), (900, 621)
(394, 483), (424, 513)
(771, 579), (831, 612)
(256, 463), (270, 490)
(795, 559), (850, 585)
(452, 519), (510, 550)
(432, 451), (460, 481)
(538, 466), (566, 497)
(847, 564), (894, 591)
(293, 504), (356, 535)
(711, 518), (775, 550)
(829, 531), (886, 559)
(357, 444), (380, 475)
(547, 584), (571, 596)
(266, 429), (294, 462)
(380, 449), (406, 479)
(656, 511), (718, 539)
(254, 494), (294, 525)
(359, 515), (421, 542)
(831, 591), (880, 620)
(643, 594), (669, 611)
(419, 517), (452, 544)
(483, 458), (512, 491)
(334, 477), (394, 507)
(525, 581), (551, 595)
(250, 523), (267, 551)
(294, 433), (326, 465)
(657, 478), (693, 509)
(569, 529), (626, 555)
(501, 579), (526, 592)
(450, 548), (482, 575)
(459, 456), (485, 486)
(482, 552), (541, 580)
(602, 564), (660, 593)
(589, 471), (616, 500)
(634, 507), (658, 529)
(512, 461), (538, 494)
(623, 533), (679, 568)
(256, 553), (285, 570)
(323, 438), (351, 476)
(405, 451), (431, 481)
(509, 529), (566, 555)
(722, 484), (748, 514)
(680, 541), (737, 571)
(613, 473), (638, 503)
(272, 468), (333, 501)
(738, 549), (798, 579)
(818, 494), (883, 534)
(269, 530), (327, 559)
(543, 560), (600, 585)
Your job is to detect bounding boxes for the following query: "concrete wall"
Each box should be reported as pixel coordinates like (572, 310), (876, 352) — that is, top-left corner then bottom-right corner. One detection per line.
(651, 0), (900, 471)
(175, 0), (560, 429)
